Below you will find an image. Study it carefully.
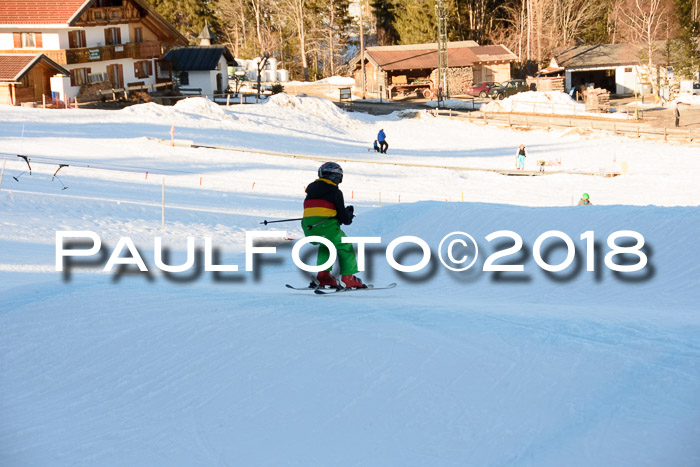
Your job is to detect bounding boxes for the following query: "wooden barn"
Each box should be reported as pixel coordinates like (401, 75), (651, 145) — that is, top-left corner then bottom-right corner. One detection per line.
(349, 41), (517, 99)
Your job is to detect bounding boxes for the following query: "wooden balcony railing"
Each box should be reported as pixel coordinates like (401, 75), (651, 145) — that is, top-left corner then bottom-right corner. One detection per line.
(65, 41), (162, 64)
(0, 42), (161, 66)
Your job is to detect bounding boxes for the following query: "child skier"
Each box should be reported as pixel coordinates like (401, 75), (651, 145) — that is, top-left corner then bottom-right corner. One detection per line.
(515, 144), (527, 170)
(302, 162), (366, 289)
(578, 193), (592, 205)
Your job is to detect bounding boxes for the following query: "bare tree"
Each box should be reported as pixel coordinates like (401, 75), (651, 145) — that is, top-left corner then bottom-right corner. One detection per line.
(615, 0), (672, 97)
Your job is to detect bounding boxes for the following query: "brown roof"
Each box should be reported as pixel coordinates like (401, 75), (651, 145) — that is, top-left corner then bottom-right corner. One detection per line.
(360, 42), (517, 71)
(0, 54), (69, 81)
(471, 45), (518, 62)
(0, 0), (90, 25)
(0, 54), (34, 80)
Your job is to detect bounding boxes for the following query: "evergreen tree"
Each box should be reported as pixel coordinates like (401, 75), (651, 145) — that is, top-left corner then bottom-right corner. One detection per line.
(148, 0), (217, 43)
(393, 0), (436, 44)
(670, 0), (700, 79)
(371, 0), (399, 45)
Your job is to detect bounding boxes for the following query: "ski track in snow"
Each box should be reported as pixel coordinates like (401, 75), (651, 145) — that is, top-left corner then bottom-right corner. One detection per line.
(0, 97), (699, 466)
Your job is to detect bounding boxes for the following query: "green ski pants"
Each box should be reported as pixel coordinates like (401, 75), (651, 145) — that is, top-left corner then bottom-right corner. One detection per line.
(301, 219), (358, 275)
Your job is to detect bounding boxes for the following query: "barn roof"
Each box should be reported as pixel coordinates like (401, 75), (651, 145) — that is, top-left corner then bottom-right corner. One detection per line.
(350, 41), (518, 71)
(552, 43), (667, 68)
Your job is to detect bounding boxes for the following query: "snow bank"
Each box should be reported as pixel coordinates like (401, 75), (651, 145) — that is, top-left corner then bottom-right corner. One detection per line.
(173, 97), (231, 119)
(483, 91), (586, 114)
(312, 76), (355, 85)
(675, 94), (700, 106)
(119, 102), (175, 120)
(264, 93), (354, 127)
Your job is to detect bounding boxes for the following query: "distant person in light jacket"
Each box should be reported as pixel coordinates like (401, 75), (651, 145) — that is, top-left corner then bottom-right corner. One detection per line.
(377, 129), (388, 154)
(515, 144), (527, 170)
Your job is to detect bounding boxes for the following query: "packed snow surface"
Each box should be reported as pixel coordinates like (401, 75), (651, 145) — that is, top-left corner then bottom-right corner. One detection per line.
(0, 95), (699, 466)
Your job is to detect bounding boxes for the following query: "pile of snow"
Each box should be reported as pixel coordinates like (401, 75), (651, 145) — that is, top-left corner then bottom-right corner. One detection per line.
(173, 97), (230, 120)
(286, 76), (355, 86)
(264, 93), (354, 127)
(119, 102), (175, 120)
(483, 91), (586, 115)
(425, 99), (483, 110)
(312, 76), (355, 86)
(675, 94), (700, 106)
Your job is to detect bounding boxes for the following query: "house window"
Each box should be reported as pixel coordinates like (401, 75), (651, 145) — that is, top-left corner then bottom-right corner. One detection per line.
(134, 60), (153, 79)
(13, 32), (42, 48)
(179, 71), (189, 86)
(104, 27), (121, 46)
(625, 67), (633, 73)
(68, 30), (87, 48)
(70, 68), (90, 86)
(22, 33), (36, 47)
(134, 27), (143, 43)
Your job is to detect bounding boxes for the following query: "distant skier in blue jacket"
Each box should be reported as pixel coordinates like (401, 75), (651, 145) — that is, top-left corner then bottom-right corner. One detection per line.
(377, 129), (388, 154)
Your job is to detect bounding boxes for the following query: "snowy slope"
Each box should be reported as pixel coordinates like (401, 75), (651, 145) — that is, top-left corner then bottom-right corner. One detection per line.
(1, 97), (699, 466)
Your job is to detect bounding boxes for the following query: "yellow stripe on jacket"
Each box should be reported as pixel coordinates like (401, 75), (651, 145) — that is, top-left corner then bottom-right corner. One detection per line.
(303, 206), (337, 218)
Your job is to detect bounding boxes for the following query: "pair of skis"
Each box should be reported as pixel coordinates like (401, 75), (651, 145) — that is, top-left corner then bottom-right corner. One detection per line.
(285, 282), (397, 295)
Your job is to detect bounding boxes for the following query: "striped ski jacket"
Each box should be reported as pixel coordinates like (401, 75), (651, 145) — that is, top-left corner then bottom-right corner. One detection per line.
(303, 178), (353, 225)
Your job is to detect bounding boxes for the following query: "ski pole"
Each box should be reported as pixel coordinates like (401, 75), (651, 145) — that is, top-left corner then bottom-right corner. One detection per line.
(260, 217), (303, 225)
(305, 217), (336, 231)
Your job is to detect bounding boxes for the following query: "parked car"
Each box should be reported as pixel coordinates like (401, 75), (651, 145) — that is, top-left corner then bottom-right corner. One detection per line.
(488, 79), (529, 100)
(465, 81), (499, 98)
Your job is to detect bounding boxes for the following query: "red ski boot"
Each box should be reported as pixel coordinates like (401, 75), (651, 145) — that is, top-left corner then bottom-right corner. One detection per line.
(313, 270), (338, 288)
(340, 275), (367, 289)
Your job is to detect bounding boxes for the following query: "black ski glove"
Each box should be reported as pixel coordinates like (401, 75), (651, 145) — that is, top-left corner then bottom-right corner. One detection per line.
(347, 205), (355, 218)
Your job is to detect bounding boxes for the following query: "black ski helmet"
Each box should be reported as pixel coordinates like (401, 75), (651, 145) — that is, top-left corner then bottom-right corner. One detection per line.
(318, 161), (343, 184)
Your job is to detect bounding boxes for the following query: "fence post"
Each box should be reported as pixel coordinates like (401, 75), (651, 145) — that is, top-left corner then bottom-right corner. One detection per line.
(0, 159), (6, 191)
(664, 127), (667, 141)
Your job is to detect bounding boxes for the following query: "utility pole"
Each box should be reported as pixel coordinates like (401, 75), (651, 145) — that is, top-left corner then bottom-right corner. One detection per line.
(359, 1), (366, 99)
(436, 0), (449, 106)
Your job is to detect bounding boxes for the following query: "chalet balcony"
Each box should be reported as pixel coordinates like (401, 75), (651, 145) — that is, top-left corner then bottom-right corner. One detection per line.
(65, 41), (162, 64)
(75, 6), (141, 25)
(0, 41), (163, 66)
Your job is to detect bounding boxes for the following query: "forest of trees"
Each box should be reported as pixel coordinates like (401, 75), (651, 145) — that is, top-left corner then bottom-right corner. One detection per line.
(147, 0), (700, 81)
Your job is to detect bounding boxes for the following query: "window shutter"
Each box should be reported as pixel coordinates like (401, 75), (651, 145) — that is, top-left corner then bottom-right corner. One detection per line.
(104, 29), (110, 45)
(35, 33), (42, 48)
(70, 70), (76, 87)
(134, 62), (139, 77)
(116, 28), (121, 45)
(147, 61), (153, 76)
(80, 31), (86, 47)
(69, 31), (76, 49)
(13, 32), (21, 48)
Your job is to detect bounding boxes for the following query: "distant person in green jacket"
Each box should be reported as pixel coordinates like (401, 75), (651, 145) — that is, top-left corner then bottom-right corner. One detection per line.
(578, 193), (592, 205)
